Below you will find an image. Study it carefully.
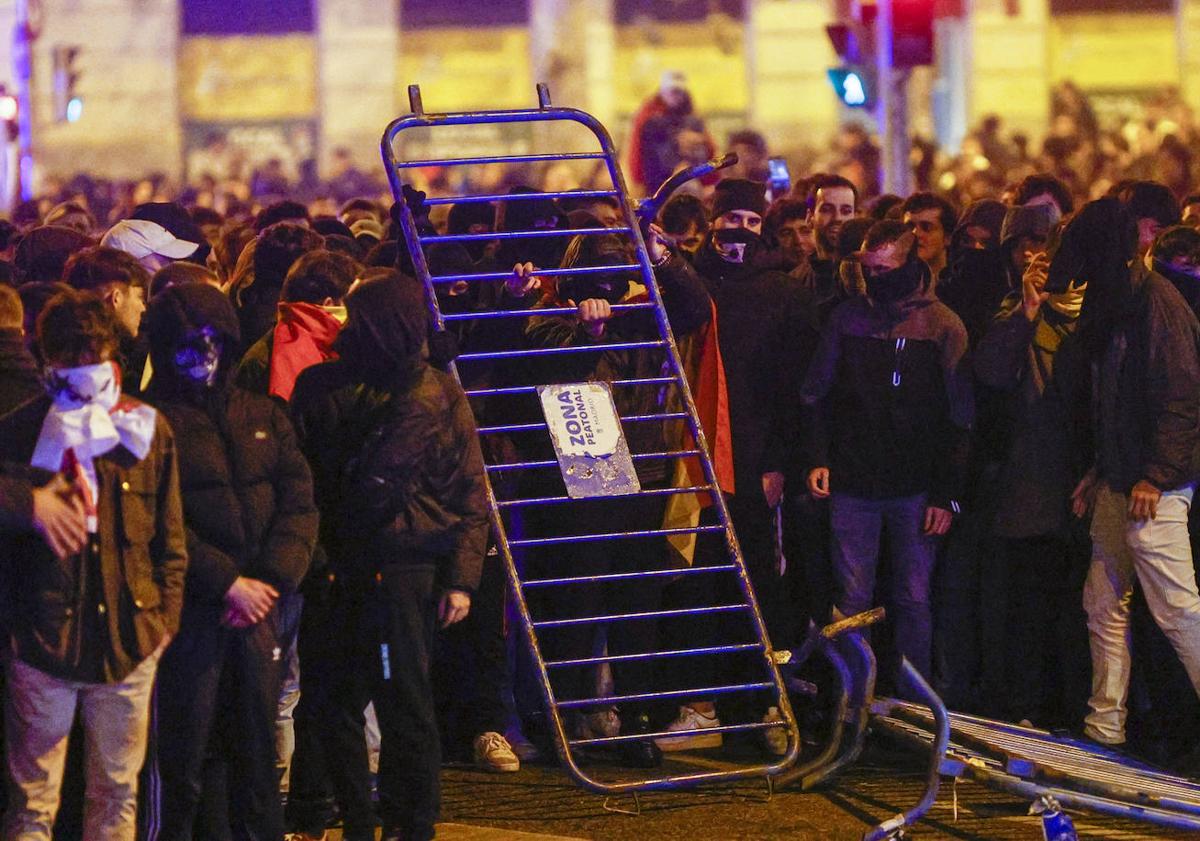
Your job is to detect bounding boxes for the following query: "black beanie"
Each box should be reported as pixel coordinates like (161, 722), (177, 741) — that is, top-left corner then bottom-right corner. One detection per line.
(711, 179), (767, 221)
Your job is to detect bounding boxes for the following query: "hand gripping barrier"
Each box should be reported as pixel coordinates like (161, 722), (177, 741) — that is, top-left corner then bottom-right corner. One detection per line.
(380, 83), (800, 793)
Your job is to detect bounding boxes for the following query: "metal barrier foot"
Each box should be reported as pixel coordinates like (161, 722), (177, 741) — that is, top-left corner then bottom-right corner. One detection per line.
(862, 659), (949, 841)
(603, 792), (642, 816)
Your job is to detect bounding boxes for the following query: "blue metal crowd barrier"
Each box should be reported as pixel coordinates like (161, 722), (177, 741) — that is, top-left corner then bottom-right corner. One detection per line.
(380, 83), (801, 793)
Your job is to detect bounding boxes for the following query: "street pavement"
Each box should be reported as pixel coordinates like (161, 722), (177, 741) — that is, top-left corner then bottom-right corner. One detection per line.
(316, 742), (1187, 840)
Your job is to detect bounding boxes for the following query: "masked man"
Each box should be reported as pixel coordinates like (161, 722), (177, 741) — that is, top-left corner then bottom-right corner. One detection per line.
(1052, 199), (1200, 748)
(658, 179), (807, 755)
(802, 221), (973, 686)
(143, 283), (317, 840)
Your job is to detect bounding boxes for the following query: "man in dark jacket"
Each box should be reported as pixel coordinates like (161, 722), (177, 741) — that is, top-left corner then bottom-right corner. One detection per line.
(233, 249), (354, 401)
(973, 247), (1091, 726)
(288, 273), (488, 841)
(142, 284), (317, 840)
(802, 222), (973, 684)
(659, 179), (807, 755)
(1052, 198), (1200, 747)
(0, 289), (187, 839)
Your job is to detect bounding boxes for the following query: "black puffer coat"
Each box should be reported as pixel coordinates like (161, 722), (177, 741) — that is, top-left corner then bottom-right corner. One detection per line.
(145, 284), (318, 605)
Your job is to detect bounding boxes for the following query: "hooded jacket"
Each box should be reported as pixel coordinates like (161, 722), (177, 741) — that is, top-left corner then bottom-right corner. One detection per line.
(290, 275), (488, 593)
(1046, 198), (1200, 494)
(801, 264), (973, 510)
(145, 284), (317, 605)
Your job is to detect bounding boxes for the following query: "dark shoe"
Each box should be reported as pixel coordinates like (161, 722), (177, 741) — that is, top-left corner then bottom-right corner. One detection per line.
(618, 713), (663, 768)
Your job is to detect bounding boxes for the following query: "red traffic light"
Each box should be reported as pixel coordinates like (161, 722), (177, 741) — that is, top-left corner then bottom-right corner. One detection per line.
(892, 0), (935, 67)
(0, 95), (18, 122)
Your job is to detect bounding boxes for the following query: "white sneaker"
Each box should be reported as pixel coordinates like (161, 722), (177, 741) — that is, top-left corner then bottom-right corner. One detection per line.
(761, 706), (789, 757)
(655, 705), (723, 751)
(473, 731), (520, 773)
(576, 706), (621, 741)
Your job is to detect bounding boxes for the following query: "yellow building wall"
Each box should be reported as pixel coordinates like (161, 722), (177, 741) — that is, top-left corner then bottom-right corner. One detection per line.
(178, 35), (318, 121)
(397, 27), (533, 111)
(1048, 13), (1178, 90)
(612, 19), (748, 116)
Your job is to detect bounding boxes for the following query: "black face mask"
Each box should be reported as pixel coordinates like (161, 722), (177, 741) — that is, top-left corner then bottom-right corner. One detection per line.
(712, 227), (761, 264)
(864, 260), (924, 304)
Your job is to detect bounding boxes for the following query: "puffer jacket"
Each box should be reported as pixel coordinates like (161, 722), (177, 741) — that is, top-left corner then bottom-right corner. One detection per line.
(0, 395), (187, 683)
(145, 283), (318, 605)
(147, 390), (317, 603)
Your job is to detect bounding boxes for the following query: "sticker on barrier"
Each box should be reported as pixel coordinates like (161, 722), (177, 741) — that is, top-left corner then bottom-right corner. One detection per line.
(537, 381), (640, 498)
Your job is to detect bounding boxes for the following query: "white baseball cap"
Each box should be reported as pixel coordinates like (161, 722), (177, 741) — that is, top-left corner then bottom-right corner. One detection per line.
(660, 70), (688, 94)
(101, 219), (199, 261)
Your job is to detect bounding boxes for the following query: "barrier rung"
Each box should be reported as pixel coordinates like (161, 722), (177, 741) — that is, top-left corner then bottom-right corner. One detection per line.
(459, 340), (665, 363)
(422, 226), (629, 244)
(445, 302), (655, 322)
(485, 450), (702, 471)
(424, 189), (621, 206)
(569, 720), (782, 748)
(498, 485), (715, 507)
(545, 642), (761, 668)
(511, 525), (725, 548)
(433, 263), (643, 285)
(523, 564), (738, 588)
(467, 376), (678, 397)
(478, 411), (686, 435)
(556, 681), (774, 709)
(393, 151), (607, 169)
(533, 603), (746, 628)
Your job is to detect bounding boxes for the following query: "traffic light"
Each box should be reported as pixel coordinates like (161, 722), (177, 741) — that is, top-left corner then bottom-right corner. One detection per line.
(825, 21), (874, 109)
(891, 0), (935, 67)
(52, 45), (82, 123)
(827, 68), (872, 108)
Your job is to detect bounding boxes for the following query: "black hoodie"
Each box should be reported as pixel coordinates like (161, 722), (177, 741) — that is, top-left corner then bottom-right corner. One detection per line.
(144, 284), (317, 604)
(291, 274), (488, 593)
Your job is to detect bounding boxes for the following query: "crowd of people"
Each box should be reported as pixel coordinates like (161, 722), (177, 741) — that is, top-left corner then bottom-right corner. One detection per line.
(0, 74), (1199, 841)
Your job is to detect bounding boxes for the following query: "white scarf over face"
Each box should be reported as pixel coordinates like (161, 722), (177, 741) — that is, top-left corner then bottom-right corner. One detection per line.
(31, 361), (157, 532)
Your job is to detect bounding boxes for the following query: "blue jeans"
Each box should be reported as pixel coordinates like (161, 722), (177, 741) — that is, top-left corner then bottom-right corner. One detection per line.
(830, 493), (936, 680)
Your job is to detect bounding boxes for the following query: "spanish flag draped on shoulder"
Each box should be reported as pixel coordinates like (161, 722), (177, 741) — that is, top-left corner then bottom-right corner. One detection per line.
(663, 298), (734, 566)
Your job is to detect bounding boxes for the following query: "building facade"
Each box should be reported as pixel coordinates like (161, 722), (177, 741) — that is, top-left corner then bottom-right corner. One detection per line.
(0, 0), (1191, 186)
